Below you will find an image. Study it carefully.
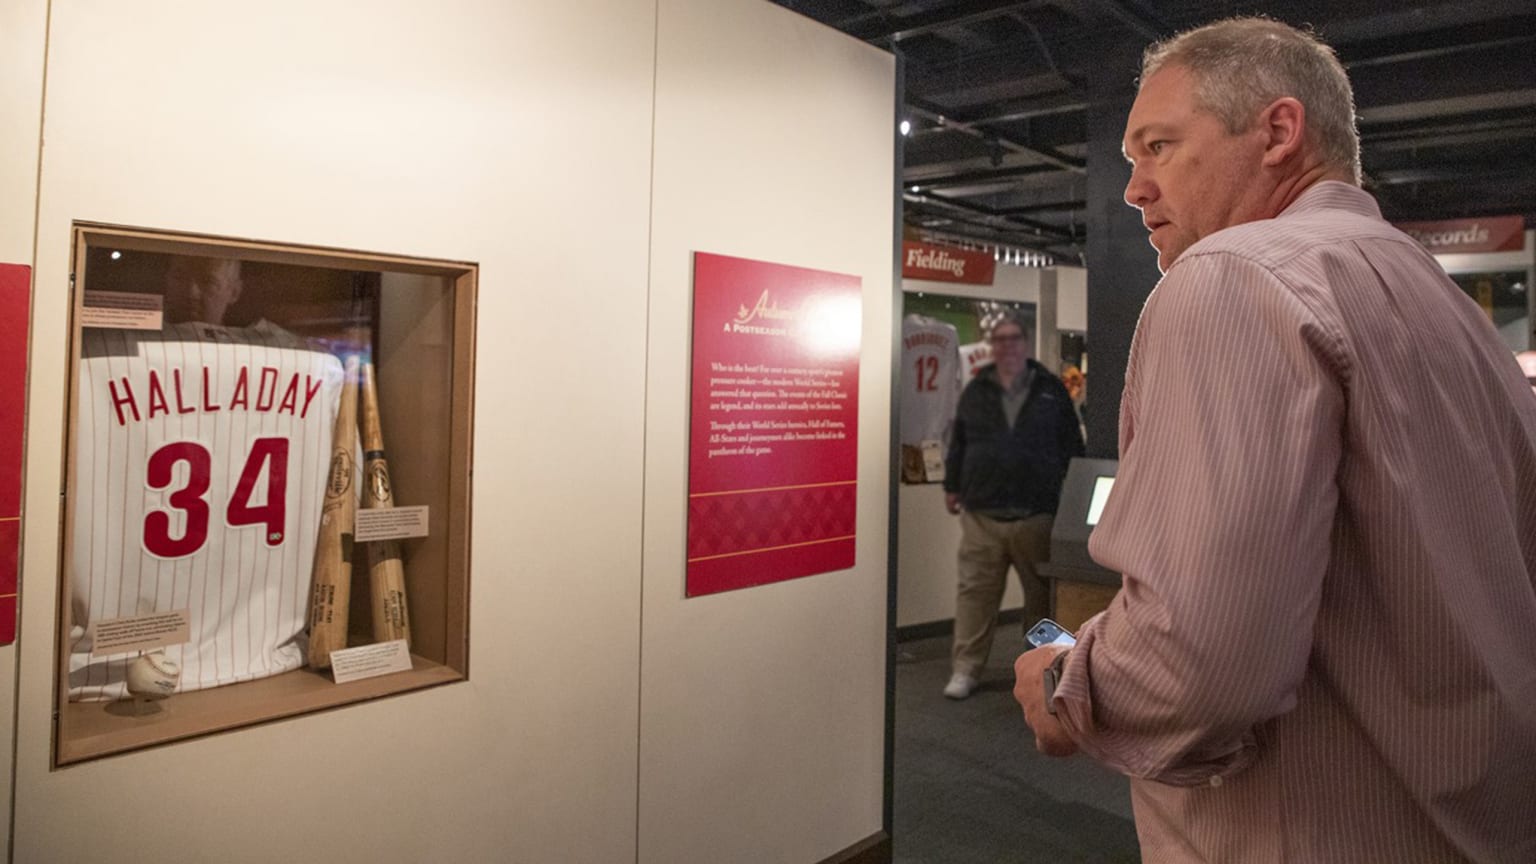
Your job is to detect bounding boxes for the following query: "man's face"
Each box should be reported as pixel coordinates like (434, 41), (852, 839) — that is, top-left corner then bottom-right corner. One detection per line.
(1122, 65), (1271, 272)
(164, 259), (242, 324)
(989, 322), (1028, 375)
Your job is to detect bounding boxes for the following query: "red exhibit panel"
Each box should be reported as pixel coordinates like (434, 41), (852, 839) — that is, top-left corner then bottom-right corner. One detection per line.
(1, 264), (30, 645)
(0, 521), (15, 646)
(687, 252), (861, 596)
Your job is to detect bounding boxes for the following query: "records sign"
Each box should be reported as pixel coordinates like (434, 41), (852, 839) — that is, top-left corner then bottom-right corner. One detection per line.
(1394, 215), (1526, 254)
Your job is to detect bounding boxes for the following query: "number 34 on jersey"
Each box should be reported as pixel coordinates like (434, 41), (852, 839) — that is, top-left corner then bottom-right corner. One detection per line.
(142, 437), (294, 559)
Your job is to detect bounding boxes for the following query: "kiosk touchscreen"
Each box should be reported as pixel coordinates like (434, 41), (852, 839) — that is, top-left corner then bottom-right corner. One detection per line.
(1085, 475), (1115, 526)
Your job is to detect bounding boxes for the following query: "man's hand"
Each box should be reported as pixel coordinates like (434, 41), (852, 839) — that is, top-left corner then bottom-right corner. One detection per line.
(1014, 646), (1078, 757)
(944, 493), (962, 515)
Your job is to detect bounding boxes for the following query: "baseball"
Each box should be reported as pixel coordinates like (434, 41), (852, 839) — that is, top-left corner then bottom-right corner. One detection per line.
(125, 651), (181, 699)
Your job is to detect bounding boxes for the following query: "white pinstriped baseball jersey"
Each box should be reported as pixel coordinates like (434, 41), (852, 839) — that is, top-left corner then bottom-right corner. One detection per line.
(899, 314), (960, 448)
(69, 321), (343, 701)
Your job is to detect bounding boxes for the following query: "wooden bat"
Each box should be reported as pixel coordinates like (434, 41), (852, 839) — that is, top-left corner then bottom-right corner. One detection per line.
(308, 354), (360, 669)
(360, 360), (410, 648)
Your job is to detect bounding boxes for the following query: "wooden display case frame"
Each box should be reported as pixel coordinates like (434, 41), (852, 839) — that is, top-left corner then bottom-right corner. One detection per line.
(54, 224), (476, 766)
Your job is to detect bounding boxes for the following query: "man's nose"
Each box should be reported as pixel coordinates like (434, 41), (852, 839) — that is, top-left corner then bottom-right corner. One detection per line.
(1124, 164), (1155, 209)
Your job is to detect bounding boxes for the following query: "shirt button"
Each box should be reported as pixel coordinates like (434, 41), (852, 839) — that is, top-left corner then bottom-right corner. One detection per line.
(1210, 776), (1224, 788)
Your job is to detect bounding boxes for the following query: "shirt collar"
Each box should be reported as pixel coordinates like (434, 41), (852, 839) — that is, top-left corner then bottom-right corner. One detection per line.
(1279, 180), (1382, 222)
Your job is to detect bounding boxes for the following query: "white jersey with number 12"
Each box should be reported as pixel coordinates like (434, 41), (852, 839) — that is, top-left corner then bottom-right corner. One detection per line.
(900, 314), (961, 448)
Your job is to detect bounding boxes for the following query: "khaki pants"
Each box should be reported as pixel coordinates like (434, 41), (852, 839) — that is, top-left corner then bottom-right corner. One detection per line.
(952, 511), (1054, 677)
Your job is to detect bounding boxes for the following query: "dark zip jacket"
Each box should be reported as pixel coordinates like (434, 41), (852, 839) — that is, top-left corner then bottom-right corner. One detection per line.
(943, 360), (1084, 514)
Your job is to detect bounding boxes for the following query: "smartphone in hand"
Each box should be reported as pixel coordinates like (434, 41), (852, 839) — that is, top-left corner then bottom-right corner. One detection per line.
(1027, 618), (1075, 716)
(1025, 617), (1076, 648)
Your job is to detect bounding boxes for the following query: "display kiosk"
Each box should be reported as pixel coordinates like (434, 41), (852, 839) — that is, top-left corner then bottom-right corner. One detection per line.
(1038, 457), (1120, 631)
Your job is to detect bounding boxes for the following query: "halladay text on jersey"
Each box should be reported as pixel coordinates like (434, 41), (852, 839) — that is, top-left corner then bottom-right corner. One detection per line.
(105, 365), (328, 426)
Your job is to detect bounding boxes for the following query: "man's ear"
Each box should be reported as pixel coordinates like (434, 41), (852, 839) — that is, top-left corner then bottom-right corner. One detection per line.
(1258, 96), (1306, 167)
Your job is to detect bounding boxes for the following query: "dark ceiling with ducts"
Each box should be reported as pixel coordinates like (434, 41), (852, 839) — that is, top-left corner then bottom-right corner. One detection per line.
(771, 0), (1536, 263)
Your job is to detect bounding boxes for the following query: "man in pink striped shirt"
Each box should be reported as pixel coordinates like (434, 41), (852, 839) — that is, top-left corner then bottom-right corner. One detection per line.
(1014, 18), (1536, 863)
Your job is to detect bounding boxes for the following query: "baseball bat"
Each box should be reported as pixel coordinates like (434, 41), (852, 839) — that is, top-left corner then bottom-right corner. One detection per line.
(360, 360), (411, 648)
(308, 354), (360, 669)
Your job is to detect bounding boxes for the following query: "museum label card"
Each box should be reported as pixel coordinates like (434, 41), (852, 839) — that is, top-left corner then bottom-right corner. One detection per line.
(81, 291), (163, 330)
(355, 505), (429, 542)
(88, 609), (191, 655)
(330, 639), (413, 684)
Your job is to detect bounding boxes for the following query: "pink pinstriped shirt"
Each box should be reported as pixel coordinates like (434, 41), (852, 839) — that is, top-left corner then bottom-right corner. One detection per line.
(1053, 182), (1536, 863)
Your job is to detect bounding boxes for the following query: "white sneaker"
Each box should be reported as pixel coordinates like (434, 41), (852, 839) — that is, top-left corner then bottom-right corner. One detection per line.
(942, 672), (977, 700)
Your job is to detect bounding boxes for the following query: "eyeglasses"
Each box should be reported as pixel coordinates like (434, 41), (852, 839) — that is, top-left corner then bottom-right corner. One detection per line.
(989, 333), (1025, 345)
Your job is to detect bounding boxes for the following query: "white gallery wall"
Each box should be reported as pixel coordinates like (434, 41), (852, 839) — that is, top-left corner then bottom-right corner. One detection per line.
(896, 265), (1087, 629)
(4, 0), (893, 861)
(0, 1), (49, 860)
(640, 1), (893, 861)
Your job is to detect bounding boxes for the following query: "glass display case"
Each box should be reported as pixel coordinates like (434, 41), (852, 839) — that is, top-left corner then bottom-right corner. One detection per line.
(55, 224), (475, 765)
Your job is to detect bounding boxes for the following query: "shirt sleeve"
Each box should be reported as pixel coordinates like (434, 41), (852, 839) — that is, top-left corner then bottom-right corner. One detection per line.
(1051, 250), (1349, 786)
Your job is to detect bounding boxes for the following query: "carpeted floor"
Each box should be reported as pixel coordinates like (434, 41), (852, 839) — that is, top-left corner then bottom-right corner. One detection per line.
(893, 624), (1141, 863)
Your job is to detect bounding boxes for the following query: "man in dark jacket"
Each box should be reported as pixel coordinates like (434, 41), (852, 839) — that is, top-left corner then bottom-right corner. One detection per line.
(941, 311), (1084, 699)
